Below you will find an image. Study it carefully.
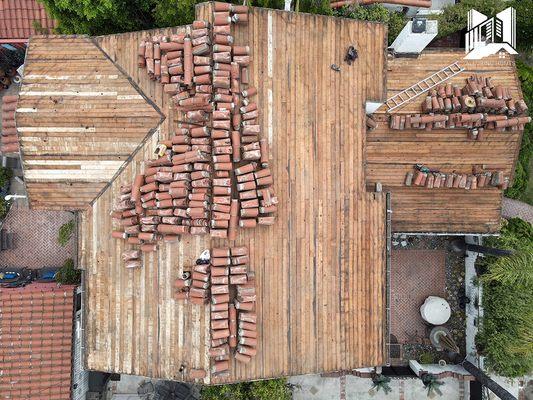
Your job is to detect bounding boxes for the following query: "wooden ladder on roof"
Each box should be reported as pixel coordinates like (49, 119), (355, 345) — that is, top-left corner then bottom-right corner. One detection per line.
(385, 62), (465, 113)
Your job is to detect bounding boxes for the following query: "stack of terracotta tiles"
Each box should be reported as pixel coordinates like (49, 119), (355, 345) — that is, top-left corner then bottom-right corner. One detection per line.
(404, 165), (510, 190)
(390, 75), (530, 137)
(1, 95), (19, 154)
(235, 162), (277, 228)
(114, 3), (278, 257)
(122, 249), (141, 268)
(173, 246), (257, 378)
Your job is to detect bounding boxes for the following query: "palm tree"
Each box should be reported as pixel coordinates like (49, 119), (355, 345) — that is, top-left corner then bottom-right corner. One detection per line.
(432, 331), (517, 400)
(370, 374), (392, 395)
(420, 373), (444, 397)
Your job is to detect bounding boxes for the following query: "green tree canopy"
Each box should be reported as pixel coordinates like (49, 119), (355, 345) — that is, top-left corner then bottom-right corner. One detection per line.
(476, 218), (533, 377)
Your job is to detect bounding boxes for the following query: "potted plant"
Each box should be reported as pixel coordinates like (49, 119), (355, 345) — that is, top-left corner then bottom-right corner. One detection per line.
(421, 373), (444, 398)
(370, 373), (392, 395)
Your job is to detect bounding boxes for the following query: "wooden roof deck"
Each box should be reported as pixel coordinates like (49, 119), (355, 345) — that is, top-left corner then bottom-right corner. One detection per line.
(367, 50), (524, 233)
(80, 4), (388, 383)
(16, 36), (163, 210)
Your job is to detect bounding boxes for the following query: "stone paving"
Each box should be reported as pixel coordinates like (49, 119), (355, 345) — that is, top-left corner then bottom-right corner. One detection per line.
(502, 197), (533, 224)
(289, 374), (467, 400)
(0, 202), (76, 269)
(390, 249), (447, 344)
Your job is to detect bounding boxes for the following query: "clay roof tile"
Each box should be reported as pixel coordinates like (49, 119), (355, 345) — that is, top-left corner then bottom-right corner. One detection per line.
(0, 283), (75, 399)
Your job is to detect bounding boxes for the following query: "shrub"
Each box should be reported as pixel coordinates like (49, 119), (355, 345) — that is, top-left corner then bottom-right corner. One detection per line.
(153, 0), (199, 28)
(476, 218), (533, 377)
(38, 0), (157, 35)
(201, 378), (292, 400)
(56, 258), (81, 285)
(505, 59), (533, 205)
(419, 351), (435, 364)
(0, 197), (10, 219)
(58, 220), (75, 246)
(335, 4), (407, 45)
(0, 166), (13, 189)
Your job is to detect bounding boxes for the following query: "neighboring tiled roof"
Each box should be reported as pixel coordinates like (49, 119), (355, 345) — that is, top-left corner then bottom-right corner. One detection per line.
(0, 0), (56, 43)
(0, 283), (75, 399)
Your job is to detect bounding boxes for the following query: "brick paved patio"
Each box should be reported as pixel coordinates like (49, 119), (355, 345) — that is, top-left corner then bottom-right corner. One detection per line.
(390, 249), (446, 344)
(0, 203), (75, 269)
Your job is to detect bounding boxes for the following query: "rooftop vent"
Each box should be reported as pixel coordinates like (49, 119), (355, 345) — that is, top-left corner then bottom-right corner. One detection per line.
(390, 18), (438, 55)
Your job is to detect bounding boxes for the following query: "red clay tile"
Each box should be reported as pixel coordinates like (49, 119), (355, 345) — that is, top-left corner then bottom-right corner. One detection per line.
(0, 283), (75, 399)
(0, 0), (56, 42)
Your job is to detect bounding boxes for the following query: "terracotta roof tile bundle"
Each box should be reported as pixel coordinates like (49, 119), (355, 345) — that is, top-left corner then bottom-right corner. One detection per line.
(113, 2), (277, 254)
(173, 246), (257, 378)
(404, 165), (509, 190)
(0, 283), (75, 399)
(390, 75), (531, 137)
(1, 94), (20, 154)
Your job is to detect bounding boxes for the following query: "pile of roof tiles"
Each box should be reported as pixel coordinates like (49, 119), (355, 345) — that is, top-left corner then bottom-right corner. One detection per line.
(113, 3), (278, 261)
(404, 165), (510, 190)
(390, 75), (530, 137)
(174, 246), (258, 379)
(1, 95), (19, 154)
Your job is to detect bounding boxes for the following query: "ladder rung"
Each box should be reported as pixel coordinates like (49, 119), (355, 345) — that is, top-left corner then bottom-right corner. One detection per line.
(385, 62), (463, 113)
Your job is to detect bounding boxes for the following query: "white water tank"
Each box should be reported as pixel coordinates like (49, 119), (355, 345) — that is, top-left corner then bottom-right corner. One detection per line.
(420, 296), (451, 325)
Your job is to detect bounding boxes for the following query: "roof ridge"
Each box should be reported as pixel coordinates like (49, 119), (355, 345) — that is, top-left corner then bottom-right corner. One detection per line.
(88, 37), (166, 207)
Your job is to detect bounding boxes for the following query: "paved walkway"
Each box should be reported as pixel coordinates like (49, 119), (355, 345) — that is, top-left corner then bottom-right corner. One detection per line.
(289, 374), (467, 400)
(502, 197), (533, 224)
(390, 250), (446, 344)
(0, 203), (75, 268)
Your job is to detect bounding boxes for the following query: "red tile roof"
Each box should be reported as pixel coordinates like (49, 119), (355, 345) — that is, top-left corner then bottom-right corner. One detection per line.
(0, 283), (75, 399)
(0, 0), (56, 43)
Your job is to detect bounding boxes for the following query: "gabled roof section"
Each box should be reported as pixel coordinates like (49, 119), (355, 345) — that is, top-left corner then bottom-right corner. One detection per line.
(366, 51), (524, 233)
(16, 35), (164, 210)
(0, 283), (76, 399)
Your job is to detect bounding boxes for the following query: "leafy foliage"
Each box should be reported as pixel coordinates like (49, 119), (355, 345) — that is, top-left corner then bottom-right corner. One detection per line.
(40, 0), (405, 44)
(153, 0), (199, 28)
(335, 4), (407, 45)
(201, 378), (292, 400)
(58, 220), (75, 246)
(371, 374), (392, 394)
(421, 373), (444, 397)
(481, 251), (533, 287)
(38, 0), (156, 35)
(55, 258), (81, 285)
(0, 166), (13, 189)
(505, 59), (533, 204)
(0, 197), (11, 219)
(476, 218), (533, 377)
(435, 0), (506, 39)
(511, 0), (533, 51)
(419, 351), (435, 364)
